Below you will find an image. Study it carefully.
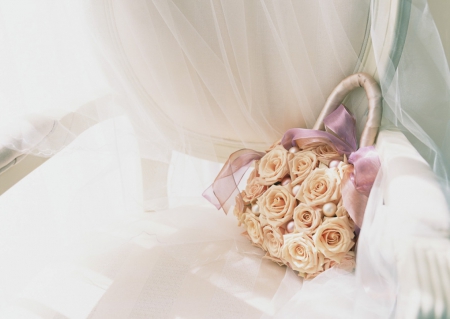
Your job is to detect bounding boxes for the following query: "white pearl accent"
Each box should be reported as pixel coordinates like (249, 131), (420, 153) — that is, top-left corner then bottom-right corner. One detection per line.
(286, 221), (295, 233)
(292, 185), (301, 196)
(289, 146), (300, 154)
(329, 160), (341, 168)
(323, 202), (337, 217)
(281, 176), (291, 186)
(251, 204), (260, 214)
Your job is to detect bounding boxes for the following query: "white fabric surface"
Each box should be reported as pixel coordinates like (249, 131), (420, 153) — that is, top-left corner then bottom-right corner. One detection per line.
(1, 119), (448, 318)
(0, 118), (288, 318)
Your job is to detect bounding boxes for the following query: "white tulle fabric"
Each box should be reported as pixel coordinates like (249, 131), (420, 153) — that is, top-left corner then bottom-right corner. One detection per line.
(0, 0), (450, 318)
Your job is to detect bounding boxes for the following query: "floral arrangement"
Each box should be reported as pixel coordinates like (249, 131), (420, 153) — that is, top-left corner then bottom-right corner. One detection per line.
(233, 142), (356, 279)
(204, 73), (382, 280)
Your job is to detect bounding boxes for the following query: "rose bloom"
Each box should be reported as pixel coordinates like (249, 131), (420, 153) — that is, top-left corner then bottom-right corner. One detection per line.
(335, 201), (355, 230)
(258, 209), (269, 227)
(258, 185), (296, 227)
(337, 160), (352, 179)
(243, 212), (264, 247)
(233, 193), (246, 226)
(282, 233), (324, 276)
(289, 151), (318, 186)
(297, 167), (341, 206)
(261, 225), (285, 265)
(309, 143), (342, 163)
(258, 145), (291, 185)
(304, 251), (356, 280)
(313, 216), (355, 262)
(247, 166), (259, 183)
(293, 203), (323, 234)
(242, 170), (268, 204)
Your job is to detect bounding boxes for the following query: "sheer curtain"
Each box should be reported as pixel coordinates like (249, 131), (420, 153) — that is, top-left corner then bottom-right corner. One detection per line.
(0, 0), (449, 318)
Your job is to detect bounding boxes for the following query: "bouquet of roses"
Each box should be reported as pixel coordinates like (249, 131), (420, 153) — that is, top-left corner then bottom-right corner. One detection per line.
(204, 73), (382, 279)
(234, 141), (356, 279)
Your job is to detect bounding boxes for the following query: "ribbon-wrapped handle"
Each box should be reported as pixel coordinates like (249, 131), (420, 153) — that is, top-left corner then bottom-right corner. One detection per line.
(313, 73), (382, 148)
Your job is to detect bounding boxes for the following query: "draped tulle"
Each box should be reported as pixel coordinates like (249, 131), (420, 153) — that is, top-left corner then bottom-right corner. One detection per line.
(0, 0), (449, 318)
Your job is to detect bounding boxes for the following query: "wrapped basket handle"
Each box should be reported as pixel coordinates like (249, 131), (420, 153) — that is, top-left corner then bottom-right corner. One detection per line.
(312, 73), (382, 148)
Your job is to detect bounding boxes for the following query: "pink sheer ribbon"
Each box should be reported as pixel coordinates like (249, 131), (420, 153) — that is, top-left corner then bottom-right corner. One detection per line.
(204, 105), (380, 227)
(202, 149), (265, 213)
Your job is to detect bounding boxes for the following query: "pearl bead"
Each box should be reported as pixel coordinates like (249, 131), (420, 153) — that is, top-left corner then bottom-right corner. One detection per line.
(323, 202), (337, 217)
(251, 204), (259, 214)
(281, 176), (291, 186)
(289, 146), (300, 154)
(286, 220), (295, 233)
(292, 185), (301, 196)
(329, 160), (341, 168)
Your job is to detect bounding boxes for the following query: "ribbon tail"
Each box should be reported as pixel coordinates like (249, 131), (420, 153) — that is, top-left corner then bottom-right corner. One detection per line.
(202, 149), (265, 214)
(341, 168), (368, 229)
(349, 146), (381, 196)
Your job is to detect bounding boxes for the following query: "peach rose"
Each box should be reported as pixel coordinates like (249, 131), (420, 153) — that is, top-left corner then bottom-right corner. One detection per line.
(258, 208), (268, 227)
(297, 167), (341, 206)
(293, 204), (323, 234)
(335, 201), (355, 230)
(262, 225), (285, 262)
(243, 212), (264, 247)
(247, 167), (259, 183)
(289, 151), (318, 186)
(258, 145), (291, 185)
(313, 216), (355, 262)
(303, 251), (356, 279)
(258, 185), (296, 227)
(281, 233), (324, 275)
(337, 160), (352, 179)
(233, 192), (246, 226)
(242, 170), (268, 204)
(309, 143), (342, 163)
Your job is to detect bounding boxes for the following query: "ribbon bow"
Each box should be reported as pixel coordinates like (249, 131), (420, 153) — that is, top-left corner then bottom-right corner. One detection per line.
(203, 105), (380, 228)
(280, 105), (380, 227)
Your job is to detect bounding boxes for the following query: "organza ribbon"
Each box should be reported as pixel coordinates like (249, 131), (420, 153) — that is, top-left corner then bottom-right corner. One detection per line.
(204, 105), (380, 227)
(203, 149), (265, 213)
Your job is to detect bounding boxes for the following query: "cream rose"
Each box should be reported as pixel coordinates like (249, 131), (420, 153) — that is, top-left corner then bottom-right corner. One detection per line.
(258, 208), (269, 227)
(242, 171), (268, 204)
(243, 212), (264, 247)
(258, 185), (296, 227)
(310, 143), (342, 163)
(297, 167), (341, 206)
(262, 225), (285, 262)
(303, 258), (332, 280)
(281, 233), (324, 275)
(289, 151), (318, 186)
(303, 252), (356, 279)
(337, 160), (352, 179)
(313, 216), (355, 262)
(335, 201), (355, 230)
(258, 145), (291, 185)
(233, 193), (246, 226)
(247, 167), (258, 183)
(293, 203), (323, 234)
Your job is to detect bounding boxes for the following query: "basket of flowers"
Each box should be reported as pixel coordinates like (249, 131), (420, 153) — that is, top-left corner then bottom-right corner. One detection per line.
(204, 73), (382, 279)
